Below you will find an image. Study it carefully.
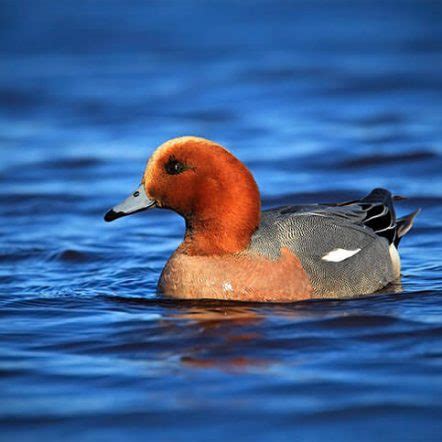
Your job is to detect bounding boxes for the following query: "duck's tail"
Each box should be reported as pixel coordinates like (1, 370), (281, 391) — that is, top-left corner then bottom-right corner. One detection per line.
(358, 188), (420, 247)
(395, 208), (421, 247)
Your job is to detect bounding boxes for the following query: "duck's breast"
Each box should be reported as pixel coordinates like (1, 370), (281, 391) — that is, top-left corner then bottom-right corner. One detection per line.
(158, 248), (313, 302)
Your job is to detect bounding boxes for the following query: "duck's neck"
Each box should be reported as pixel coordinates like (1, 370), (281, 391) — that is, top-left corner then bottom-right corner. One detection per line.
(179, 189), (261, 256)
(180, 218), (254, 256)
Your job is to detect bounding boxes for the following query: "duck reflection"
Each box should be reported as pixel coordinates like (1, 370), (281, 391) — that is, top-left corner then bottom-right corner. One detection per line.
(169, 303), (267, 371)
(160, 299), (322, 372)
(165, 280), (405, 371)
(107, 279), (405, 373)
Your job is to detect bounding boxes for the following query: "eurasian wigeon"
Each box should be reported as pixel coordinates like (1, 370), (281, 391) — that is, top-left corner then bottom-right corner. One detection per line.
(105, 136), (419, 302)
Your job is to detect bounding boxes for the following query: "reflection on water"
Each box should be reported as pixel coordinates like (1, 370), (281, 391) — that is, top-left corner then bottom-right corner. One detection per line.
(1, 0), (442, 441)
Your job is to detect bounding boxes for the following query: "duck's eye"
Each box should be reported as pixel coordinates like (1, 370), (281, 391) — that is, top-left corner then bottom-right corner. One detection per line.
(165, 158), (186, 175)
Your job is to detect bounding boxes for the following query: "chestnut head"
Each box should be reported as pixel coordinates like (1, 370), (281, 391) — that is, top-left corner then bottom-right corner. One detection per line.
(105, 136), (261, 255)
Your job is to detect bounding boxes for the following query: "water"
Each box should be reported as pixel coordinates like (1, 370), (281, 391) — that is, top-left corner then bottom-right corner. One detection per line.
(1, 0), (442, 440)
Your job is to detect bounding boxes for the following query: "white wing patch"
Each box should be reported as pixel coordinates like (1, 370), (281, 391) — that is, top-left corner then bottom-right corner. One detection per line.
(321, 248), (361, 262)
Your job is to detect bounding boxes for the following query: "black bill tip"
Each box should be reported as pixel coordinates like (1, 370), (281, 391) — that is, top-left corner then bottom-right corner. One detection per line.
(104, 209), (123, 222)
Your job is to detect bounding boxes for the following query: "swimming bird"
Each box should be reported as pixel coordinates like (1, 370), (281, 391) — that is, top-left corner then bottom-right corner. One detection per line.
(104, 136), (419, 302)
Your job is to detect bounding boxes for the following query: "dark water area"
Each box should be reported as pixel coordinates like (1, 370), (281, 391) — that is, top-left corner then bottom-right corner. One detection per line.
(1, 0), (442, 440)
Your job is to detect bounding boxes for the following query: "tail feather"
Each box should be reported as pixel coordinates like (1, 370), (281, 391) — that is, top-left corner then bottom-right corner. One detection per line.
(395, 209), (421, 246)
(354, 188), (419, 246)
(335, 188), (419, 246)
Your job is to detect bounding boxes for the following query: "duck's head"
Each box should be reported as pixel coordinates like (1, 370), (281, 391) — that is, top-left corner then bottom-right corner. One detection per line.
(104, 136), (261, 255)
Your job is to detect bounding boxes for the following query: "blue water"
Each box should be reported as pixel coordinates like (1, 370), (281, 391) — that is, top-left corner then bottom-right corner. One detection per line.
(1, 0), (442, 440)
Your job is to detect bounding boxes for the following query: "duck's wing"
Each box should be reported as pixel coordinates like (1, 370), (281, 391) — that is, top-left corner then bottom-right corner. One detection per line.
(251, 188), (419, 297)
(275, 188), (419, 246)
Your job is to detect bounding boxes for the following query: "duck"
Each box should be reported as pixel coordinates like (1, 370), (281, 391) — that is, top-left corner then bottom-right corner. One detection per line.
(104, 136), (419, 303)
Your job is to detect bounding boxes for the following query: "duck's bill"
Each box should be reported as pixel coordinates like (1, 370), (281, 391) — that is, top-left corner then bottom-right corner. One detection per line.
(104, 184), (156, 222)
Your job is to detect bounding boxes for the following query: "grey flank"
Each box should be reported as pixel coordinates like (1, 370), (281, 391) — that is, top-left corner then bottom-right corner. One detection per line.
(249, 189), (418, 298)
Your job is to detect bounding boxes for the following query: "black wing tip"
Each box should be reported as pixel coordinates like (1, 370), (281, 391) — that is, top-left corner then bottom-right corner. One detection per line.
(393, 194), (407, 201)
(368, 189), (409, 203)
(363, 188), (393, 202)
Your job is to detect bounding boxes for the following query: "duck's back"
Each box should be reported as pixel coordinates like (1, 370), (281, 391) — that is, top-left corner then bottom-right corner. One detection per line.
(249, 189), (419, 298)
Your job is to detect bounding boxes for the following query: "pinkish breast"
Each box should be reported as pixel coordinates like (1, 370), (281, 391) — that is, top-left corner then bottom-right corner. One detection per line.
(158, 247), (313, 303)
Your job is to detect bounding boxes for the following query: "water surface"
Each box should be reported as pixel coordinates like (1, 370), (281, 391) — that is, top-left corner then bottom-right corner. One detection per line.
(1, 1), (442, 440)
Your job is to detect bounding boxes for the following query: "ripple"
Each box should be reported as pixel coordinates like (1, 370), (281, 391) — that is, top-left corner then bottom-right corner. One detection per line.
(1, 0), (442, 439)
(54, 249), (96, 263)
(337, 151), (438, 169)
(315, 314), (414, 328)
